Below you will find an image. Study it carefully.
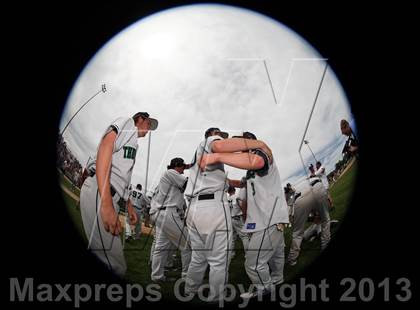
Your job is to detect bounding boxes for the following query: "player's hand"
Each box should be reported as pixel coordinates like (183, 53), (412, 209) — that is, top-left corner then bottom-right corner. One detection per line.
(199, 153), (215, 171)
(100, 201), (121, 236)
(127, 204), (138, 225)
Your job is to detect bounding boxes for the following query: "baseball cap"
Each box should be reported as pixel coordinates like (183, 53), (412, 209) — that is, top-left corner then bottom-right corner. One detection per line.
(167, 157), (190, 169)
(132, 112), (158, 130)
(232, 131), (257, 140)
(205, 127), (229, 139)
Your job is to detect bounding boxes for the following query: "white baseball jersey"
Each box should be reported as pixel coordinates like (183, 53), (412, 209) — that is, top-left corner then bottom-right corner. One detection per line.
(86, 117), (138, 200)
(130, 189), (143, 209)
(315, 165), (329, 189)
(242, 150), (289, 233)
(150, 169), (187, 215)
(238, 187), (246, 202)
(185, 135), (227, 198)
(228, 193), (242, 217)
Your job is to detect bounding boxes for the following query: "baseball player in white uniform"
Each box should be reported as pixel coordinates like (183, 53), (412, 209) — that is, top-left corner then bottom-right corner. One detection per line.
(313, 161), (333, 208)
(149, 157), (192, 282)
(227, 186), (248, 264)
(79, 112), (158, 277)
(197, 132), (289, 298)
(184, 127), (243, 302)
(130, 184), (144, 240)
(199, 131), (289, 299)
(300, 160), (334, 244)
(287, 176), (331, 266)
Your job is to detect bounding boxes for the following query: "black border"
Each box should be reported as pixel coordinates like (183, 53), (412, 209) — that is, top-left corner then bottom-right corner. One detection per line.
(4, 1), (415, 308)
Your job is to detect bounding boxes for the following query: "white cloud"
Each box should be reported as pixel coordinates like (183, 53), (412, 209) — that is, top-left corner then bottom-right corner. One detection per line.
(60, 4), (354, 190)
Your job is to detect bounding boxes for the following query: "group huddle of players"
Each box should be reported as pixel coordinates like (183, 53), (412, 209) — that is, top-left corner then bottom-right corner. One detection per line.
(78, 111), (344, 302)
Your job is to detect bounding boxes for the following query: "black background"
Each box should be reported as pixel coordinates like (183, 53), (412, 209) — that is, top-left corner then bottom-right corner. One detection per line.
(3, 1), (417, 308)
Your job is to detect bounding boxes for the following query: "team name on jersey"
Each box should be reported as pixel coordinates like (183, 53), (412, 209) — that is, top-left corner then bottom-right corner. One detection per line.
(123, 146), (137, 159)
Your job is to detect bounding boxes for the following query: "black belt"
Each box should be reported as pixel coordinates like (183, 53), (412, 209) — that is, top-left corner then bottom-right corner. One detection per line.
(110, 186), (117, 197)
(158, 207), (166, 211)
(198, 193), (214, 200)
(89, 171), (118, 198)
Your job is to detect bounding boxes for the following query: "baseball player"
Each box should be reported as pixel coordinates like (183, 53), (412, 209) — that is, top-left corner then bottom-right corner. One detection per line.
(313, 161), (333, 209)
(184, 127), (244, 302)
(284, 183), (300, 227)
(149, 158), (192, 282)
(227, 186), (248, 264)
(147, 186), (159, 266)
(130, 184), (144, 240)
(79, 112), (158, 277)
(287, 176), (331, 266)
(199, 131), (289, 299)
(300, 160), (334, 243)
(340, 119), (359, 158)
(121, 184), (133, 242)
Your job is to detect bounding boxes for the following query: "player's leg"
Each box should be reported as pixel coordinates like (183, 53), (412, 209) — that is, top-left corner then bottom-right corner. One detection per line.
(151, 211), (172, 281)
(134, 208), (143, 240)
(184, 226), (208, 296)
(319, 212), (331, 250)
(228, 218), (237, 264)
(165, 208), (191, 278)
(313, 185), (331, 250)
(204, 197), (233, 302)
(206, 227), (232, 302)
(149, 232), (155, 266)
(80, 177), (127, 277)
(303, 223), (318, 241)
(185, 194), (231, 299)
(287, 196), (311, 266)
(124, 216), (132, 241)
(184, 200), (210, 296)
(235, 217), (249, 251)
(268, 227), (285, 285)
(243, 225), (281, 295)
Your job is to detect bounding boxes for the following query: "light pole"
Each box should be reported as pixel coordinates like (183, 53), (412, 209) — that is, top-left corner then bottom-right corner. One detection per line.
(304, 139), (318, 163)
(60, 84), (107, 136)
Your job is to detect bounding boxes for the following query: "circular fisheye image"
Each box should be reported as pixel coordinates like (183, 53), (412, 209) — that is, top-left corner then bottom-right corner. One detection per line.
(57, 4), (358, 303)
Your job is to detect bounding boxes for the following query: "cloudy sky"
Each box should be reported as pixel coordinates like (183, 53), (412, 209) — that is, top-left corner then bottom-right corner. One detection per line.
(60, 4), (354, 192)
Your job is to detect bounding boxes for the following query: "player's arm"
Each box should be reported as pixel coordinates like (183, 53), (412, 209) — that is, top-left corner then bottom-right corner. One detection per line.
(96, 130), (121, 236)
(167, 171), (188, 192)
(212, 138), (272, 159)
(200, 152), (265, 171)
(126, 199), (138, 225)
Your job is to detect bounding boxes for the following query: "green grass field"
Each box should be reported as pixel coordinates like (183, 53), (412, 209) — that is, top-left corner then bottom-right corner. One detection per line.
(60, 161), (357, 302)
(58, 169), (81, 196)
